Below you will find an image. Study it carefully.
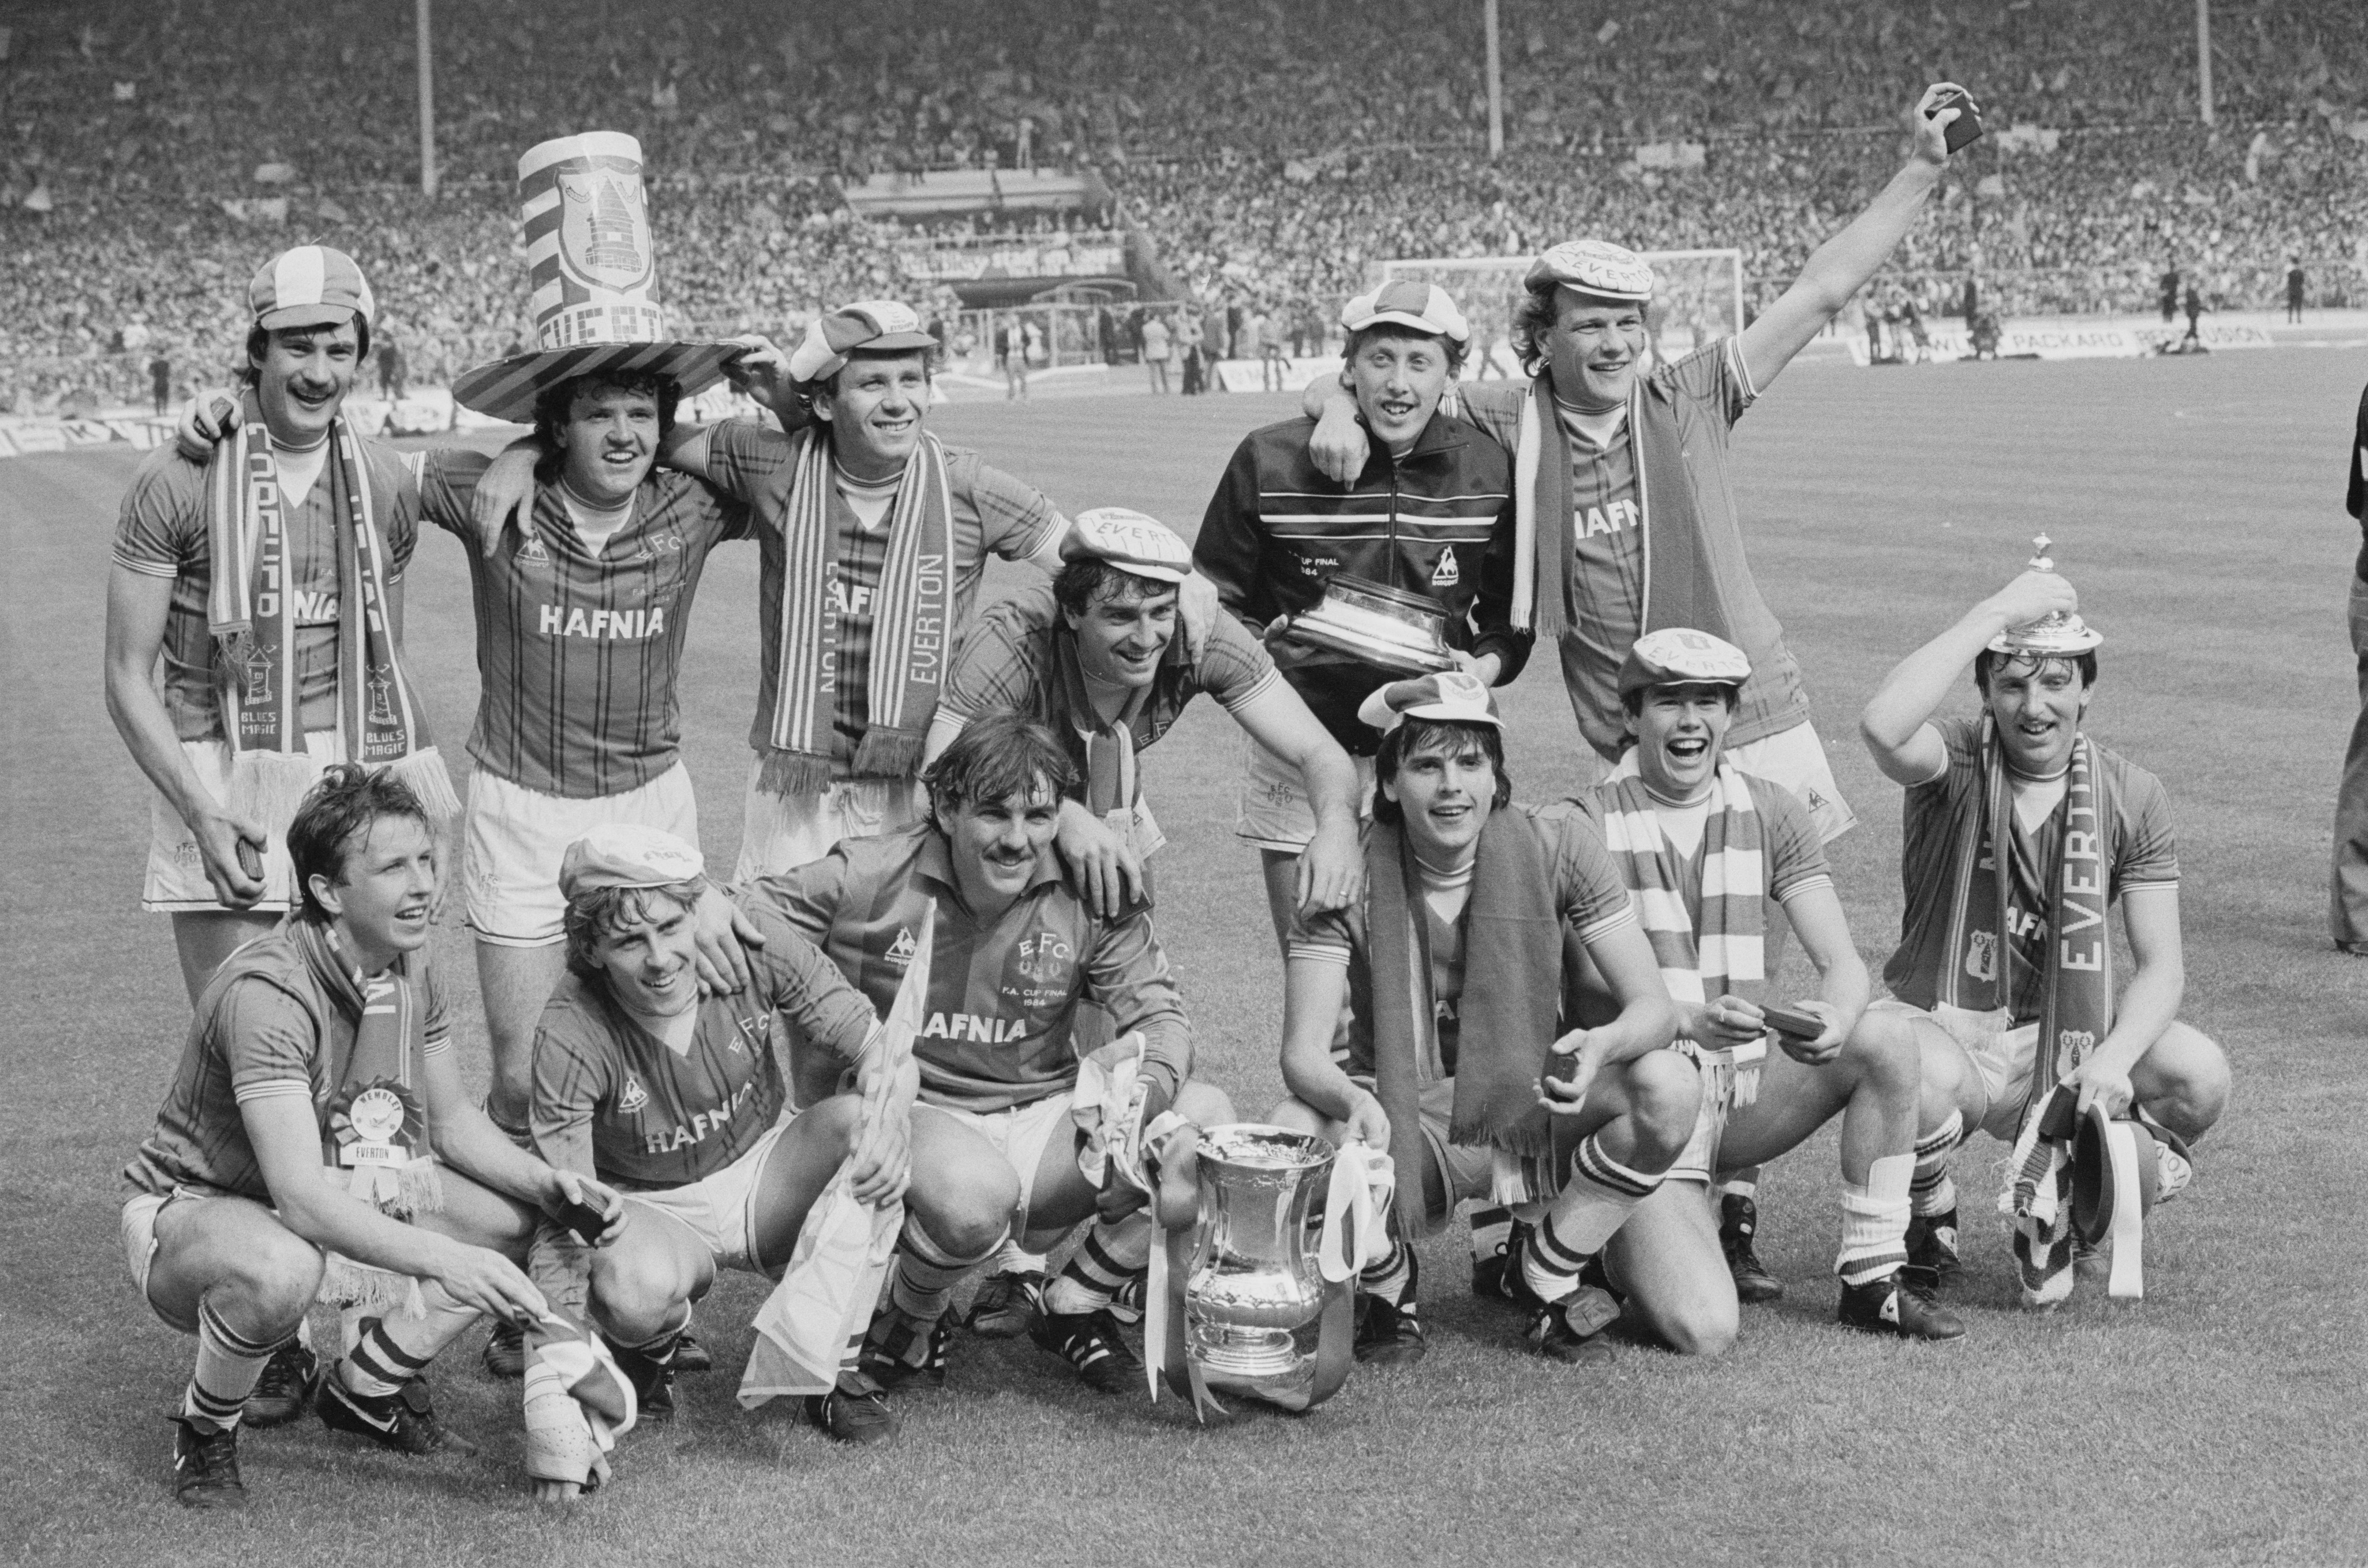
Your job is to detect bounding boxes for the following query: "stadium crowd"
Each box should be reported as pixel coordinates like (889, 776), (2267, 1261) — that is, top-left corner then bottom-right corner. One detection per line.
(4, 0), (2366, 409)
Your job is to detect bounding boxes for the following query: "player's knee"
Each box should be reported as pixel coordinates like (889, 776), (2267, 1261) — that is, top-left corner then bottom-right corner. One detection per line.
(225, 1231), (326, 1326)
(592, 1243), (690, 1331)
(1652, 1290), (1738, 1359)
(1622, 1049), (1703, 1159)
(1843, 1011), (1920, 1098)
(1174, 1079), (1234, 1128)
(908, 1164), (1019, 1259)
(1915, 1033), (1981, 1131)
(805, 1093), (864, 1151)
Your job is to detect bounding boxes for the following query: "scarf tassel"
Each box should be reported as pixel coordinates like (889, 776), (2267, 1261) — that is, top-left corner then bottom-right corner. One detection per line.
(226, 750), (330, 839)
(320, 1254), (429, 1319)
(851, 728), (927, 781)
(1732, 1064), (1760, 1108)
(386, 747), (461, 825)
(756, 747), (842, 801)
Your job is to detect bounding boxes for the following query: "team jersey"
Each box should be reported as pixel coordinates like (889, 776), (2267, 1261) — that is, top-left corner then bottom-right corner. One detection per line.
(1453, 342), (1812, 760)
(127, 921), (452, 1201)
(415, 452), (754, 798)
(111, 434), (423, 744)
(939, 580), (1281, 805)
(1288, 803), (1636, 1078)
(527, 902), (877, 1189)
(1883, 717), (2180, 1022)
(1194, 410), (1531, 753)
(745, 821), (1190, 1114)
(699, 420), (1068, 772)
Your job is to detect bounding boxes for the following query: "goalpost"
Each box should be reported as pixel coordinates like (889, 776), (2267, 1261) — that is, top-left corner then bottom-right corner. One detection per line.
(1375, 249), (1745, 376)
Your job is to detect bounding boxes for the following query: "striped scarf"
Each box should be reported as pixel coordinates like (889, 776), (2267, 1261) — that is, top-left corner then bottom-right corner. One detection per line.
(1595, 754), (1765, 1104)
(756, 428), (956, 798)
(292, 919), (447, 1318)
(204, 396), (455, 831)
(1928, 721), (2116, 1297)
(1367, 810), (1564, 1234)
(1508, 370), (1731, 644)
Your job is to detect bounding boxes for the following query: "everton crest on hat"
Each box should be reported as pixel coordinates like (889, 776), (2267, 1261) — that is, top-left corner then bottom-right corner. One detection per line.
(451, 132), (740, 424)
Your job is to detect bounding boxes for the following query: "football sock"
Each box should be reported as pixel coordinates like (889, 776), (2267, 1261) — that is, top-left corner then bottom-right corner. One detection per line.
(1468, 1206), (1512, 1272)
(613, 1304), (690, 1361)
(183, 1300), (293, 1433)
(1911, 1110), (1965, 1218)
(1835, 1153), (1915, 1286)
(1357, 1235), (1413, 1307)
(1044, 1212), (1153, 1316)
(888, 1218), (1003, 1324)
(341, 1282), (479, 1399)
(990, 1238), (1050, 1278)
(1717, 1177), (1758, 1203)
(1522, 1136), (1661, 1304)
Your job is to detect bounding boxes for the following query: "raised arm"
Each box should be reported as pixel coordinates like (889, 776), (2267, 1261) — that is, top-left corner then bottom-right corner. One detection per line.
(1737, 84), (1967, 392)
(1859, 570), (2077, 785)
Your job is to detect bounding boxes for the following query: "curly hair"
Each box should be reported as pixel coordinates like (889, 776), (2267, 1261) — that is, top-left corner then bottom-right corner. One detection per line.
(923, 711), (1076, 812)
(530, 368), (681, 484)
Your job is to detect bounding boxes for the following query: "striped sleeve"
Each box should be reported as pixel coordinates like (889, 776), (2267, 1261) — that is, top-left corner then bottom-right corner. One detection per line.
(1084, 906), (1191, 1090)
(957, 454), (1068, 564)
(527, 996), (612, 1182)
(702, 418), (796, 508)
(1450, 382), (1524, 453)
(1198, 612), (1283, 714)
(414, 448), (491, 541)
(1758, 783), (1835, 905)
(2114, 768), (2180, 894)
(420, 957), (453, 1052)
(1542, 805), (1641, 943)
(217, 976), (319, 1102)
(1285, 905), (1356, 967)
(1661, 337), (1755, 425)
(747, 904), (881, 1064)
(112, 450), (201, 577)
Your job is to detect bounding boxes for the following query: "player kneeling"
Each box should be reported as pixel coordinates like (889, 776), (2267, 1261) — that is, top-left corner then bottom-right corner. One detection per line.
(522, 825), (915, 1498)
(120, 765), (621, 1509)
(1860, 565), (2228, 1309)
(738, 713), (1233, 1396)
(1563, 631), (1964, 1350)
(1267, 673), (1690, 1367)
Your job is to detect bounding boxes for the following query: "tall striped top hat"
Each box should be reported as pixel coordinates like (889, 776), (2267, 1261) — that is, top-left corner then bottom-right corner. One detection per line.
(451, 132), (739, 423)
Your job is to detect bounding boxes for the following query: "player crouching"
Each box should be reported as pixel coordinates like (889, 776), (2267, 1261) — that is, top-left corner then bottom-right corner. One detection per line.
(1266, 673), (1690, 1367)
(737, 713), (1233, 1397)
(520, 826), (915, 1496)
(120, 765), (621, 1508)
(1564, 631), (1964, 1348)
(1859, 563), (2228, 1309)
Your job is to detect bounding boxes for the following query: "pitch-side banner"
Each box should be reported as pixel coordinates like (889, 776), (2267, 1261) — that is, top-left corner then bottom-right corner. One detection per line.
(1850, 321), (2279, 365)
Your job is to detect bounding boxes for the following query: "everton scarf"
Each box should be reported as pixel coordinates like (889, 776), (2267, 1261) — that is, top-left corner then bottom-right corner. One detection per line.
(1367, 809), (1563, 1235)
(204, 395), (455, 831)
(1509, 371), (1730, 643)
(293, 919), (448, 1317)
(756, 428), (957, 797)
(1594, 754), (1766, 1106)
(1927, 720), (2115, 1296)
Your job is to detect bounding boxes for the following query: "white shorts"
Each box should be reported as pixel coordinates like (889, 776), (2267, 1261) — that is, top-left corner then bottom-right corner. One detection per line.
(1667, 1049), (1744, 1185)
(1234, 735), (1376, 854)
(735, 766), (925, 884)
(142, 730), (345, 912)
(1728, 720), (1858, 845)
(1868, 997), (2036, 1141)
(463, 761), (699, 946)
(915, 1092), (1082, 1239)
(618, 1118), (794, 1276)
(121, 1187), (220, 1331)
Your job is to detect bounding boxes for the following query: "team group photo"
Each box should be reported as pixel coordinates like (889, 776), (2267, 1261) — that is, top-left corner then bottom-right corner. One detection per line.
(2, 0), (2363, 1562)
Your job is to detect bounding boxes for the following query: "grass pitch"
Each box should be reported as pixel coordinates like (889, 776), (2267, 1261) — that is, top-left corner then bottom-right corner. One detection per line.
(4, 348), (2365, 1566)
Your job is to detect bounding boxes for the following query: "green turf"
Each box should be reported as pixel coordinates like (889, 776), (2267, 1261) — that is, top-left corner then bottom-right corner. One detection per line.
(5, 350), (2366, 1565)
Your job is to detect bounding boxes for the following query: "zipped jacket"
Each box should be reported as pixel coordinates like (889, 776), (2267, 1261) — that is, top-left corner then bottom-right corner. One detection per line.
(1194, 410), (1532, 753)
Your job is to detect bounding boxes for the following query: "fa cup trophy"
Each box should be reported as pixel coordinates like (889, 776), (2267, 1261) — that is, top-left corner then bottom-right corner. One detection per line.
(1147, 1124), (1394, 1419)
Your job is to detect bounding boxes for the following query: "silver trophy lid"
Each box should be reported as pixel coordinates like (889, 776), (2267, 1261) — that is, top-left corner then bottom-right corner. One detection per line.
(1987, 534), (2103, 656)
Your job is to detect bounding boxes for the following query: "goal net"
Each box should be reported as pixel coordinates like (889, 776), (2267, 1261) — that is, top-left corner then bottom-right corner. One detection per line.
(1374, 249), (1745, 377)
